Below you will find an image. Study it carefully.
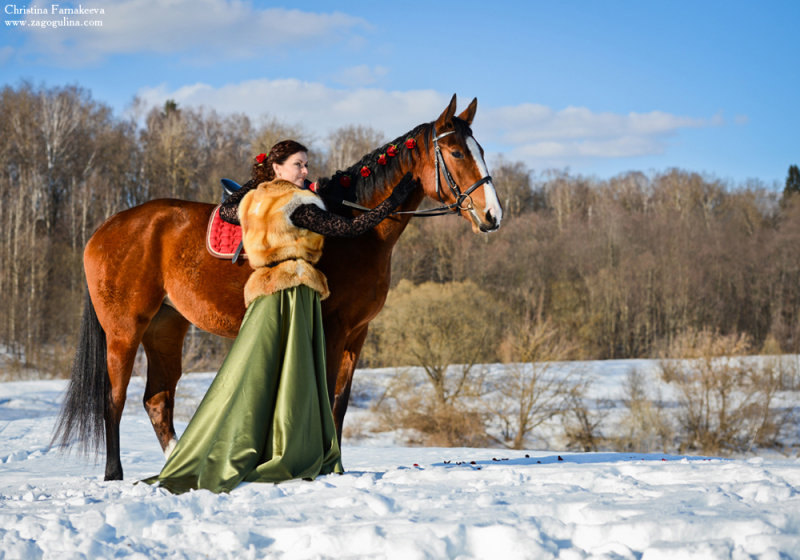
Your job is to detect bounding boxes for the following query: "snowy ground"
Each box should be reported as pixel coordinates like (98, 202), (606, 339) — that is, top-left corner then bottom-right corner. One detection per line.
(2, 361), (800, 559)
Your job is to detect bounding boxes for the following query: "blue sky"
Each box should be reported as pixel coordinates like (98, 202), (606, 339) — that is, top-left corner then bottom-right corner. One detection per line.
(1, 0), (797, 187)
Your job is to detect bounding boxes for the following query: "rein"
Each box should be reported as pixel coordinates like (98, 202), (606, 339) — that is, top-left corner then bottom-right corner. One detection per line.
(391, 126), (492, 218)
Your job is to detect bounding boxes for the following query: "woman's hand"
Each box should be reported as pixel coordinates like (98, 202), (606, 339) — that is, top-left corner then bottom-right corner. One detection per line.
(388, 172), (416, 205)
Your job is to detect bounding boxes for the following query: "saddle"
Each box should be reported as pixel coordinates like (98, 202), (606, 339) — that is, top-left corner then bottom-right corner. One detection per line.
(206, 205), (247, 261)
(206, 178), (247, 262)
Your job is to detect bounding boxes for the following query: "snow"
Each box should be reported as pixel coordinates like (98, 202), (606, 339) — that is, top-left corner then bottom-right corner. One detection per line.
(2, 362), (800, 559)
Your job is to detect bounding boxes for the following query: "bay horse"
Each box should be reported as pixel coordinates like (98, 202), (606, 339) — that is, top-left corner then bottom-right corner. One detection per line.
(52, 94), (503, 480)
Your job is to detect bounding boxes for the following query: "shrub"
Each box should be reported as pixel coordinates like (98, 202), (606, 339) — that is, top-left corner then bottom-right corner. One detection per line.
(661, 328), (785, 454)
(562, 383), (609, 452)
(365, 279), (505, 404)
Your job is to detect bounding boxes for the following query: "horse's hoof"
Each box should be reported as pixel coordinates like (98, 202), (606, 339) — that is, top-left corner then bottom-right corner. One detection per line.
(104, 469), (123, 481)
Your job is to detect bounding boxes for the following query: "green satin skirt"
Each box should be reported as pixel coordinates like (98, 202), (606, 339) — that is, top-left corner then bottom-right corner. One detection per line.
(144, 285), (343, 494)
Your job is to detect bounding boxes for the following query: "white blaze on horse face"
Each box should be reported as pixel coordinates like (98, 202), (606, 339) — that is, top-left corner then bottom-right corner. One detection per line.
(466, 136), (503, 225)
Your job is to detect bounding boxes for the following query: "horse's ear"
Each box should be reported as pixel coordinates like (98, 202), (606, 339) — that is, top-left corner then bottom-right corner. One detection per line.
(435, 94), (458, 129)
(458, 98), (478, 126)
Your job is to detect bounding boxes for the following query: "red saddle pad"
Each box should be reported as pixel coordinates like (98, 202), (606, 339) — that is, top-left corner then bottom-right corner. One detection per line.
(206, 205), (247, 260)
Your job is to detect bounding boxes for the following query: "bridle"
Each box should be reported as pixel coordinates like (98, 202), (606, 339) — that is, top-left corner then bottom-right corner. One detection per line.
(392, 126), (493, 217)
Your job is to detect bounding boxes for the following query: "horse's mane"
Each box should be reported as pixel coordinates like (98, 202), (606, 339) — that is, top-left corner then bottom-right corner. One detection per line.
(316, 122), (433, 210)
(316, 116), (476, 213)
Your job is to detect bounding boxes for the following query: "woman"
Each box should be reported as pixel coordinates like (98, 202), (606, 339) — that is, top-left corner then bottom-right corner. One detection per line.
(219, 140), (311, 225)
(146, 141), (414, 493)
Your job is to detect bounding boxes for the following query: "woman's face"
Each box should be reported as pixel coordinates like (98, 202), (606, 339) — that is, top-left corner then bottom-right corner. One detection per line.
(273, 151), (309, 187)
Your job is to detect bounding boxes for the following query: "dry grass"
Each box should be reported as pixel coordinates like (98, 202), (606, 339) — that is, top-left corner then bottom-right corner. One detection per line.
(373, 369), (490, 447)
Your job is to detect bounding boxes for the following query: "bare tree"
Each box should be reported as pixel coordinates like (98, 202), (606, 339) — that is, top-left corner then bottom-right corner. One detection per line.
(0, 83), (135, 371)
(250, 116), (313, 171)
(491, 156), (537, 217)
(487, 319), (578, 449)
(140, 102), (198, 199)
(323, 124), (385, 177)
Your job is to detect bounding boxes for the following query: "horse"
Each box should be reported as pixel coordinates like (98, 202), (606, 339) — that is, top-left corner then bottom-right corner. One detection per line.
(52, 94), (504, 480)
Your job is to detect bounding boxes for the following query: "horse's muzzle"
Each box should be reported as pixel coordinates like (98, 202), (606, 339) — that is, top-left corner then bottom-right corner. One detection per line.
(478, 211), (500, 233)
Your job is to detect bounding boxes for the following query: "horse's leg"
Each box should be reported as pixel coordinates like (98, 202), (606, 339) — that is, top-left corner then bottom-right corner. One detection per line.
(104, 335), (141, 480)
(91, 279), (164, 480)
(141, 304), (190, 458)
(329, 325), (369, 444)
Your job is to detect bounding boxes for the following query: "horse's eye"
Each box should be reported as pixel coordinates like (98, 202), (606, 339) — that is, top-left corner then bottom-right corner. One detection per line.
(451, 151), (464, 159)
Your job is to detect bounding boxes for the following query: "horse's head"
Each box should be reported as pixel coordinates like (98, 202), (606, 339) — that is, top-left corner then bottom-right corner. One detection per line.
(420, 95), (503, 233)
(326, 95), (503, 234)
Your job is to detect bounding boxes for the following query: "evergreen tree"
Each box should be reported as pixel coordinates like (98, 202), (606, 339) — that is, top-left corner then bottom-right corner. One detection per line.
(162, 99), (179, 117)
(784, 164), (800, 199)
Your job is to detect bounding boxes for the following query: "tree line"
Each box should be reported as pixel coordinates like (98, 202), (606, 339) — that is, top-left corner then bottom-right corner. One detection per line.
(1, 82), (798, 377)
(370, 164), (800, 366)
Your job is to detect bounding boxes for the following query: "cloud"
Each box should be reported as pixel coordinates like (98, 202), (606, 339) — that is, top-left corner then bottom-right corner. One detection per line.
(509, 136), (664, 159)
(135, 79), (450, 139)
(18, 0), (368, 65)
(135, 78), (723, 168)
(335, 65), (389, 87)
(482, 104), (713, 143)
(475, 103), (723, 163)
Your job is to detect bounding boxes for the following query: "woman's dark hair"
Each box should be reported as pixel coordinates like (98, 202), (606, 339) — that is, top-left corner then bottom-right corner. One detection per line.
(252, 140), (308, 184)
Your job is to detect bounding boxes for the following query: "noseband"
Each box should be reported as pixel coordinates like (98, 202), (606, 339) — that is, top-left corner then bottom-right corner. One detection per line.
(393, 127), (493, 217)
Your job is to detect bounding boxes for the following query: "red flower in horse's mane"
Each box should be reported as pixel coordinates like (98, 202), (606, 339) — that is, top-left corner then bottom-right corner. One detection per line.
(386, 144), (398, 157)
(255, 153), (267, 164)
(404, 138), (416, 150)
(377, 154), (387, 165)
(360, 166), (371, 178)
(309, 182), (317, 193)
(339, 175), (352, 187)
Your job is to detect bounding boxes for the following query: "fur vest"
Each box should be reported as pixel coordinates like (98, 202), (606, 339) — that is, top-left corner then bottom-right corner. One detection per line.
(239, 179), (330, 306)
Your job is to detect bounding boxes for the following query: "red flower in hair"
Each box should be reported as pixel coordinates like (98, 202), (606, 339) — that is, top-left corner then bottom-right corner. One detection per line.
(386, 144), (398, 157)
(404, 138), (416, 150)
(360, 166), (371, 177)
(377, 154), (387, 165)
(339, 175), (352, 187)
(255, 153), (267, 164)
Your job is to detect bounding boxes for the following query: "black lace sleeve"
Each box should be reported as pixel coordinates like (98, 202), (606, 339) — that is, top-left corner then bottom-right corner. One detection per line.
(289, 195), (402, 238)
(218, 180), (257, 225)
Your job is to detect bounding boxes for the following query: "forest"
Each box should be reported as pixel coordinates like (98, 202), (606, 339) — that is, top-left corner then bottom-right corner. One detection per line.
(2, 81), (800, 379)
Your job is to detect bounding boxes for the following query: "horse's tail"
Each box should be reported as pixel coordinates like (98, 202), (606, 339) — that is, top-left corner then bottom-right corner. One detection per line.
(51, 290), (109, 455)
